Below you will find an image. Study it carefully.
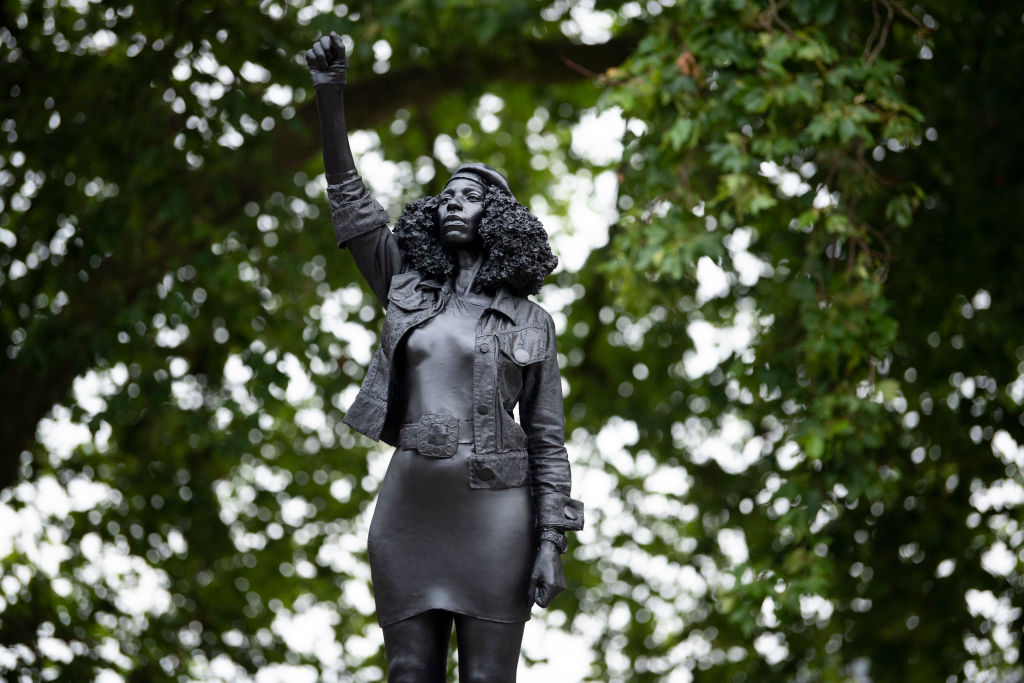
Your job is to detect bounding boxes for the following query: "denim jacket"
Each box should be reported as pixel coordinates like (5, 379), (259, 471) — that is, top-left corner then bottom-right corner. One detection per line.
(326, 176), (583, 533)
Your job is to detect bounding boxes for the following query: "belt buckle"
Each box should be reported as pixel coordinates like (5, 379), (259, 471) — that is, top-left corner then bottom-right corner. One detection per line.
(417, 413), (459, 458)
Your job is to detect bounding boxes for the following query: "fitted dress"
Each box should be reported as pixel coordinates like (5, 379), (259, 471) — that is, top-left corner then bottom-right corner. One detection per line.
(366, 290), (535, 627)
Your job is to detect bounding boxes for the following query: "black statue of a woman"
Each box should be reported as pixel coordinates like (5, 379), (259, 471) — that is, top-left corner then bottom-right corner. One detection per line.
(306, 34), (584, 682)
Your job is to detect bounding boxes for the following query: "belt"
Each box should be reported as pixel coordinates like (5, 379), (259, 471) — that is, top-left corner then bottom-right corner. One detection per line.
(398, 413), (473, 459)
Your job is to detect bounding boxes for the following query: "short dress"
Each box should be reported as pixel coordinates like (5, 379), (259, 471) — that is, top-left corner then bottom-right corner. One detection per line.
(366, 291), (535, 627)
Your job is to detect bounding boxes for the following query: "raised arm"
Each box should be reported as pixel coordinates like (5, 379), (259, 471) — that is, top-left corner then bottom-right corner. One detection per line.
(306, 33), (402, 306)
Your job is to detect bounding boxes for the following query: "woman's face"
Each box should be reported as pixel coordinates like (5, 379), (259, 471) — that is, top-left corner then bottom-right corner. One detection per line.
(437, 178), (486, 249)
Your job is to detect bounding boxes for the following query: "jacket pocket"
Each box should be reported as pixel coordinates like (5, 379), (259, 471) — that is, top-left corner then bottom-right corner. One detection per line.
(385, 271), (419, 302)
(468, 451), (530, 489)
(496, 326), (550, 366)
(386, 291), (425, 313)
(380, 285), (431, 358)
(385, 271), (431, 312)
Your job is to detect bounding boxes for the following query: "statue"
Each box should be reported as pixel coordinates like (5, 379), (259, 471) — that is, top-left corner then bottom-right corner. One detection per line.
(306, 34), (584, 682)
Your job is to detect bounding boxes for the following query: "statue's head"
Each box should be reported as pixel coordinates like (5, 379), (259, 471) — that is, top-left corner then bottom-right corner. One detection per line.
(393, 162), (558, 296)
(436, 163), (513, 251)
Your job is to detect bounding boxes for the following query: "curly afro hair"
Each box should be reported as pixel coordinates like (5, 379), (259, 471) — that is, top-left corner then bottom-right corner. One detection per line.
(392, 185), (558, 297)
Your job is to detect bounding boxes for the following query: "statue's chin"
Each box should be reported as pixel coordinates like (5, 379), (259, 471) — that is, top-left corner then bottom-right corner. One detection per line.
(441, 229), (478, 249)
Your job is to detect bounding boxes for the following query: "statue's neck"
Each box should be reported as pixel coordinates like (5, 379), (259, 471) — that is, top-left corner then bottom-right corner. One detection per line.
(452, 250), (483, 295)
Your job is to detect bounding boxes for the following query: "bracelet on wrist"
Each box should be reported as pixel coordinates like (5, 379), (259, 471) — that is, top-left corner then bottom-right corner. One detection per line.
(538, 528), (568, 554)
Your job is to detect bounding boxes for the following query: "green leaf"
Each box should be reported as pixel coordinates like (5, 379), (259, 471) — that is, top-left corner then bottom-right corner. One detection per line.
(666, 117), (696, 151)
(877, 379), (901, 402)
(886, 195), (914, 227)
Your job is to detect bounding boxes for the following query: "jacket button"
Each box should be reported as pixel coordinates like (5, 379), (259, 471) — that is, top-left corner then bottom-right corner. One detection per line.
(563, 504), (579, 520)
(475, 464), (496, 481)
(477, 405), (489, 415)
(480, 343), (490, 353)
(514, 348), (530, 363)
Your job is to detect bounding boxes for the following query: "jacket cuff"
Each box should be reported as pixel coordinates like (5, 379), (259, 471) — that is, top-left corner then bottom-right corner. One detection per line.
(326, 179), (390, 248)
(535, 492), (584, 532)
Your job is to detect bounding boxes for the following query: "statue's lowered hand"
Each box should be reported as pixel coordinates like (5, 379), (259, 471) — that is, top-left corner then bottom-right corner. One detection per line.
(529, 542), (567, 608)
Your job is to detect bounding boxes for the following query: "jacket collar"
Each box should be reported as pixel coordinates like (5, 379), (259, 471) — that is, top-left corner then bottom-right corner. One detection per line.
(418, 276), (520, 322)
(417, 278), (445, 291)
(486, 287), (520, 321)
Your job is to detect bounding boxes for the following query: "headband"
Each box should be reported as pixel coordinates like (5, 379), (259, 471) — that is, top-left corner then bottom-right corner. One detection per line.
(444, 162), (512, 197)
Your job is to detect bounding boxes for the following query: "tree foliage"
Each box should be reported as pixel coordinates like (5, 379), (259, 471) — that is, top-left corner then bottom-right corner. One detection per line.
(1, 0), (1022, 681)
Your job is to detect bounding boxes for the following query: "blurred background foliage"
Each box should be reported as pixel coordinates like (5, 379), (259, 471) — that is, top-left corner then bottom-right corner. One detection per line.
(1, 0), (1022, 680)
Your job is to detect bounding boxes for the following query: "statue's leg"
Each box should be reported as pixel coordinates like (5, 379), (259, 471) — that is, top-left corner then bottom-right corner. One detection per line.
(453, 614), (525, 683)
(382, 610), (453, 683)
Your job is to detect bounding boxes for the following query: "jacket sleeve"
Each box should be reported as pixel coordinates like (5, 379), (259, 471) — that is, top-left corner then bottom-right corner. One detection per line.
(519, 314), (584, 533)
(326, 171), (403, 306)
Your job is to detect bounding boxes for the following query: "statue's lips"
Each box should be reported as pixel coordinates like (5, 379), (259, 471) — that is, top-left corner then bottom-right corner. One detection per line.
(442, 217), (467, 227)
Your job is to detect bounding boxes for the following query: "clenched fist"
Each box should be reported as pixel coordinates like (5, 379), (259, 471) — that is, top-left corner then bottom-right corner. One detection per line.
(305, 32), (347, 88)
(528, 541), (567, 608)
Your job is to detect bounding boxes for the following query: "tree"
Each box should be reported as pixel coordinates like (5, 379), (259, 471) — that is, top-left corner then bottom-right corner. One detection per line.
(1, 0), (1021, 681)
(563, 1), (1024, 680)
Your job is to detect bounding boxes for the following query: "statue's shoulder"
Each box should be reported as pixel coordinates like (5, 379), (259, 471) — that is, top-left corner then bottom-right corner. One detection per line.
(510, 294), (555, 330)
(520, 296), (550, 318)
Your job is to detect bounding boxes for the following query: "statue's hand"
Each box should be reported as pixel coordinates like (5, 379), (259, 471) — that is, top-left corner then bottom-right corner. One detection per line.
(528, 541), (567, 608)
(305, 32), (347, 88)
